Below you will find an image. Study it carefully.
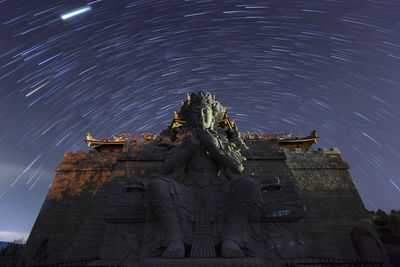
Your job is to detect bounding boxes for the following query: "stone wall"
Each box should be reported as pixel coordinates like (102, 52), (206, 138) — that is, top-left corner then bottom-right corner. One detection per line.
(285, 147), (382, 259)
(65, 142), (164, 263)
(18, 141), (386, 266)
(18, 150), (118, 266)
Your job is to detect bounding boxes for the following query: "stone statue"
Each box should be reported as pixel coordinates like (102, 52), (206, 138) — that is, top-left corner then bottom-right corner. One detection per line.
(146, 91), (261, 258)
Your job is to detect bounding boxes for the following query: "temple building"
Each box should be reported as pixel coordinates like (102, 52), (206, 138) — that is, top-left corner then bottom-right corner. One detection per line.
(19, 92), (389, 266)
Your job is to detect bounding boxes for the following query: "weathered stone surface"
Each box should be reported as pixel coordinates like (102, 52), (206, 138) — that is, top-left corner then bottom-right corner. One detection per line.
(18, 141), (389, 266)
(18, 88), (389, 267)
(284, 148), (386, 260)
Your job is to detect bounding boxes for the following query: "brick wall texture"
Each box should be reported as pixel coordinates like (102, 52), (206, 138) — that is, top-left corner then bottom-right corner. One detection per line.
(18, 140), (386, 266)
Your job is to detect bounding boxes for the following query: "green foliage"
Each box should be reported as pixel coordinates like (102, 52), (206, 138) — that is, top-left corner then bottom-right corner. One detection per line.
(389, 210), (400, 232)
(377, 226), (392, 235)
(369, 209), (400, 245)
(0, 239), (25, 256)
(375, 209), (389, 226)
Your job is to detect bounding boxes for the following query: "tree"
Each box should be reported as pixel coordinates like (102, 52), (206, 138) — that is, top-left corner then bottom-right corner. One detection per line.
(0, 239), (25, 256)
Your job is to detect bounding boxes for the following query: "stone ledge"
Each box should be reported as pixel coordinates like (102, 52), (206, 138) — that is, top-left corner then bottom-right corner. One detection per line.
(75, 257), (385, 267)
(283, 147), (341, 154)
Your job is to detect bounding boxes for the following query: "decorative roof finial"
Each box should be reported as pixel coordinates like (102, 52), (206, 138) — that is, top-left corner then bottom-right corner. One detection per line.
(223, 107), (228, 119)
(187, 92), (191, 105)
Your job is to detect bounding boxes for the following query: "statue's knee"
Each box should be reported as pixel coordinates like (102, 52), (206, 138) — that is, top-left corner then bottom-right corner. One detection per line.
(235, 177), (260, 198)
(147, 179), (170, 198)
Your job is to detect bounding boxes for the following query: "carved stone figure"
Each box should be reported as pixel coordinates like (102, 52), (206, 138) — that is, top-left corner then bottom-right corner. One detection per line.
(146, 91), (261, 258)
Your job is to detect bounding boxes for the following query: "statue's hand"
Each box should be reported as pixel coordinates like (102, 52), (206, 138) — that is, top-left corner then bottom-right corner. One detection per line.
(198, 128), (217, 150)
(189, 128), (201, 147)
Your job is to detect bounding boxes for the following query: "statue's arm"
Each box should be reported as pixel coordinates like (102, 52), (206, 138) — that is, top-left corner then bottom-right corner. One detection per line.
(207, 143), (244, 176)
(162, 136), (198, 174)
(199, 129), (244, 178)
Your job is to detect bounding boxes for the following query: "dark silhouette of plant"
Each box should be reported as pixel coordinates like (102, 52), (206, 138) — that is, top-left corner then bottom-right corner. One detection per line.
(0, 239), (25, 256)
(369, 209), (400, 266)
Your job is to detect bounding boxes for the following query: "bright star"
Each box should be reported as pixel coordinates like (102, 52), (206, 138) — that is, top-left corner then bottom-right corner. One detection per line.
(61, 6), (92, 20)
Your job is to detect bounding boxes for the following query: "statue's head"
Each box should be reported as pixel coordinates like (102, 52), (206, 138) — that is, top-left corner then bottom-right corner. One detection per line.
(161, 91), (246, 150)
(176, 91), (225, 130)
(188, 92), (215, 129)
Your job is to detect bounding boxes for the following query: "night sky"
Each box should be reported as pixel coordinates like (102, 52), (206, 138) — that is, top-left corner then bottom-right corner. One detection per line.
(1, 0), (400, 242)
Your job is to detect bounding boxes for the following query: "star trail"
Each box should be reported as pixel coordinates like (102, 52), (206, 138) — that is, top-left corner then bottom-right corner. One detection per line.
(0, 0), (400, 241)
(60, 6), (92, 20)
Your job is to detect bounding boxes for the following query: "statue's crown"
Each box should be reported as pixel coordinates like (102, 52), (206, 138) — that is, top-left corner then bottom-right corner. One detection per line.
(189, 91), (213, 106)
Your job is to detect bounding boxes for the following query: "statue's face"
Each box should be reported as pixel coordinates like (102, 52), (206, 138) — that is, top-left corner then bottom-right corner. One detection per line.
(191, 104), (213, 129)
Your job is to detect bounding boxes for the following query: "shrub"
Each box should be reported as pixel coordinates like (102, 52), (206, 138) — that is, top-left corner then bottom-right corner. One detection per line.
(0, 239), (25, 256)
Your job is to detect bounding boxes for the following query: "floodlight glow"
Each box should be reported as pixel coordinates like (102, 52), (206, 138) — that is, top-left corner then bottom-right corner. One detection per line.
(61, 6), (92, 20)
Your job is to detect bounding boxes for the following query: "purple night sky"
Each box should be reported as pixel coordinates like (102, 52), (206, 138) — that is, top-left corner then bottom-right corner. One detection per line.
(1, 0), (399, 241)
